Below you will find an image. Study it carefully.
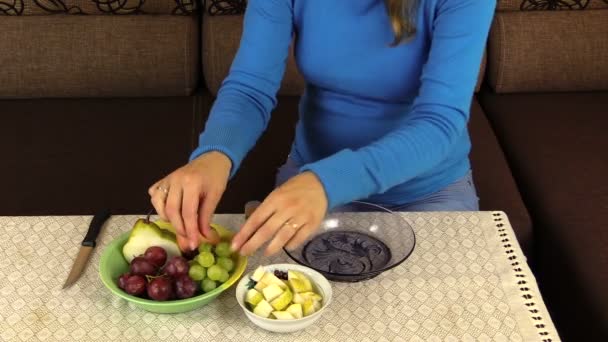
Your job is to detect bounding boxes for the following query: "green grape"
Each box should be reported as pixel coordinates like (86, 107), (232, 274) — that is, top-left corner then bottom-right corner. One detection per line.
(196, 251), (215, 268)
(188, 264), (206, 281)
(218, 269), (230, 283)
(207, 265), (223, 281)
(216, 257), (234, 272)
(214, 242), (232, 257)
(202, 279), (217, 293)
(198, 243), (213, 254)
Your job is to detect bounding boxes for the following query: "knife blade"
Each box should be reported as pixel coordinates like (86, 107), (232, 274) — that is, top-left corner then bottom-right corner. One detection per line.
(63, 209), (111, 289)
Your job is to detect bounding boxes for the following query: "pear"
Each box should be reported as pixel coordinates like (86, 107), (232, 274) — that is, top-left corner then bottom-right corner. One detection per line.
(155, 220), (225, 244)
(271, 311), (294, 320)
(251, 266), (265, 282)
(254, 280), (268, 292)
(286, 304), (303, 319)
(245, 289), (264, 306)
(288, 270), (313, 292)
(122, 219), (181, 263)
(262, 284), (284, 302)
(259, 272), (288, 290)
(302, 299), (316, 317)
(270, 289), (293, 311)
(253, 300), (274, 318)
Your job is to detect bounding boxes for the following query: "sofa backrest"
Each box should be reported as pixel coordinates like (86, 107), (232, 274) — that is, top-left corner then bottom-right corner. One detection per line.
(202, 9), (486, 97)
(487, 0), (608, 93)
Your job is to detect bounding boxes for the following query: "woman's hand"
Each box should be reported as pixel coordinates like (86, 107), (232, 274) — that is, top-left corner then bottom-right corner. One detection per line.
(149, 151), (231, 251)
(231, 171), (328, 256)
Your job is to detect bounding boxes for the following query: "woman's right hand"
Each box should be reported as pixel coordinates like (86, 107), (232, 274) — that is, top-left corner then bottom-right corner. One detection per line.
(149, 151), (231, 251)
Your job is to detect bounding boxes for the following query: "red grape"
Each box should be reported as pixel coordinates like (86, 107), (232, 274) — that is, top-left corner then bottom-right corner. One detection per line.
(118, 273), (131, 290)
(147, 277), (173, 301)
(163, 256), (189, 278)
(175, 275), (198, 299)
(124, 275), (147, 296)
(181, 249), (198, 261)
(130, 256), (157, 277)
(144, 246), (167, 268)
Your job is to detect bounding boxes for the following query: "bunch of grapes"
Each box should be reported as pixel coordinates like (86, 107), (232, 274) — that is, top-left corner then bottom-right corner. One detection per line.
(117, 242), (236, 301)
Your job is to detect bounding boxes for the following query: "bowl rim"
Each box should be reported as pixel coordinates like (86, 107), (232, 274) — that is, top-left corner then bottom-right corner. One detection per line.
(235, 263), (333, 323)
(99, 227), (248, 306)
(282, 200), (416, 278)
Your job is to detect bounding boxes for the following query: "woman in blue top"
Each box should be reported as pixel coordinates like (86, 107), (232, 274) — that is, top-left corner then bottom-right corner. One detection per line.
(149, 0), (496, 256)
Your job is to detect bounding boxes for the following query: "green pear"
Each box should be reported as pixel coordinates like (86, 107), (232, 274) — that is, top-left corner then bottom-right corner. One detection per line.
(286, 304), (303, 319)
(253, 300), (274, 318)
(288, 270), (313, 292)
(271, 289), (293, 311)
(271, 311), (294, 320)
(245, 289), (264, 306)
(251, 266), (265, 282)
(302, 299), (316, 317)
(122, 219), (181, 263)
(262, 284), (284, 302)
(259, 272), (288, 290)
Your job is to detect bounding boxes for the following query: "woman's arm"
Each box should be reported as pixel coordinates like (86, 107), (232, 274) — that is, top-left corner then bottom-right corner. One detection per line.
(302, 0), (496, 208)
(189, 0), (295, 176)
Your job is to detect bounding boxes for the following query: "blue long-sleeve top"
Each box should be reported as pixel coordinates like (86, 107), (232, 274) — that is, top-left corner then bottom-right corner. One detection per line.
(190, 0), (496, 209)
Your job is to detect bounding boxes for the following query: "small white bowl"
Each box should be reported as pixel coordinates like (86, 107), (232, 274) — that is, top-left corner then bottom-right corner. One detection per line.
(235, 263), (333, 333)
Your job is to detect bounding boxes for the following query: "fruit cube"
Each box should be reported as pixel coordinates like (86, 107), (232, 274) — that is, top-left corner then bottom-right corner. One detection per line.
(272, 311), (294, 320)
(286, 304), (303, 319)
(262, 284), (284, 302)
(270, 289), (293, 311)
(245, 289), (264, 306)
(253, 300), (274, 318)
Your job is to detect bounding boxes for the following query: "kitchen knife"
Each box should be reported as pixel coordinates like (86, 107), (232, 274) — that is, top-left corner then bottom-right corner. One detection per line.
(62, 209), (111, 289)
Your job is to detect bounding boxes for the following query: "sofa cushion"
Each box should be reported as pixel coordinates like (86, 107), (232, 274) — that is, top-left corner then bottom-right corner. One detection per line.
(468, 98), (533, 257)
(0, 0), (197, 15)
(497, 0), (608, 11)
(0, 15), (199, 98)
(479, 90), (608, 340)
(487, 10), (608, 93)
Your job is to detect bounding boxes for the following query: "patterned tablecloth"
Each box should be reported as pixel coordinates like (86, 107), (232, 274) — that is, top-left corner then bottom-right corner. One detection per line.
(0, 212), (560, 341)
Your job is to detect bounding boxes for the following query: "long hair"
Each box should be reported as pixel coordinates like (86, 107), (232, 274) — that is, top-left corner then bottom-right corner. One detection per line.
(386, 0), (419, 45)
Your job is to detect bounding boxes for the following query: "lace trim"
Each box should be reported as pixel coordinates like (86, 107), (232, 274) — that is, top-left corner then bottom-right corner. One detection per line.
(493, 212), (553, 342)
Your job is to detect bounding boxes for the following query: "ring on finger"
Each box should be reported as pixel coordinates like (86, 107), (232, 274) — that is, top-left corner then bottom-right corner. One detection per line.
(156, 184), (169, 195)
(282, 220), (300, 230)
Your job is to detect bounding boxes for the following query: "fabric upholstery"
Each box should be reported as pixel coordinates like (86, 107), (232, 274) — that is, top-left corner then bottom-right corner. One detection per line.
(202, 14), (305, 97)
(0, 15), (199, 98)
(487, 10), (608, 93)
(201, 14), (486, 97)
(497, 0), (608, 11)
(0, 96), (197, 216)
(0, 0), (197, 15)
(479, 90), (608, 341)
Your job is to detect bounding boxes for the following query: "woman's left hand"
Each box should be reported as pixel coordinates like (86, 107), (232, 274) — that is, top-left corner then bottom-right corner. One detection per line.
(231, 171), (328, 256)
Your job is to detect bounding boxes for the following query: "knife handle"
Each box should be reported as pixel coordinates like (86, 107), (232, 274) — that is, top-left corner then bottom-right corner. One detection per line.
(82, 209), (111, 247)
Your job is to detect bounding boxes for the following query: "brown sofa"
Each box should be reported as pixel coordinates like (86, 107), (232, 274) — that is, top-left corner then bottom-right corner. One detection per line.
(1, 1), (606, 340)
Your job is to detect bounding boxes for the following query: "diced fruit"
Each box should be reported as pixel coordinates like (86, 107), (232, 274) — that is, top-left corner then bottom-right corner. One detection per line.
(288, 270), (313, 292)
(251, 266), (265, 282)
(216, 257), (234, 272)
(253, 300), (274, 318)
(188, 264), (206, 281)
(272, 311), (294, 320)
(293, 293), (305, 305)
(214, 242), (232, 257)
(254, 280), (268, 291)
(286, 304), (303, 319)
(196, 252), (215, 268)
(207, 265), (224, 281)
(245, 289), (264, 306)
(303, 299), (316, 317)
(122, 219), (181, 263)
(202, 279), (217, 293)
(270, 289), (293, 311)
(293, 291), (322, 304)
(262, 284), (284, 302)
(260, 272), (288, 290)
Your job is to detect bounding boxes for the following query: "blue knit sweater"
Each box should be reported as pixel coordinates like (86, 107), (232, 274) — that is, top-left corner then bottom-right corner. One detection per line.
(190, 0), (496, 209)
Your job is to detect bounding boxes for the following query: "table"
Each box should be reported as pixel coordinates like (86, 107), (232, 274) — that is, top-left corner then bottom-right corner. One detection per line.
(0, 212), (560, 341)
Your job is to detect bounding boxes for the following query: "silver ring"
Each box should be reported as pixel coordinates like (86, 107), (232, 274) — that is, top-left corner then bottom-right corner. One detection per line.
(157, 185), (169, 195)
(283, 220), (299, 230)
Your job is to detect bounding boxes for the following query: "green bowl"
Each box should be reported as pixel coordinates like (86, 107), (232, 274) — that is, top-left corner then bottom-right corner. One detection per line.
(99, 225), (247, 314)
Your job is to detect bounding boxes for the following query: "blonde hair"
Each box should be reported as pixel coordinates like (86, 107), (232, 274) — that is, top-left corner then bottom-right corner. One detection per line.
(386, 0), (419, 45)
